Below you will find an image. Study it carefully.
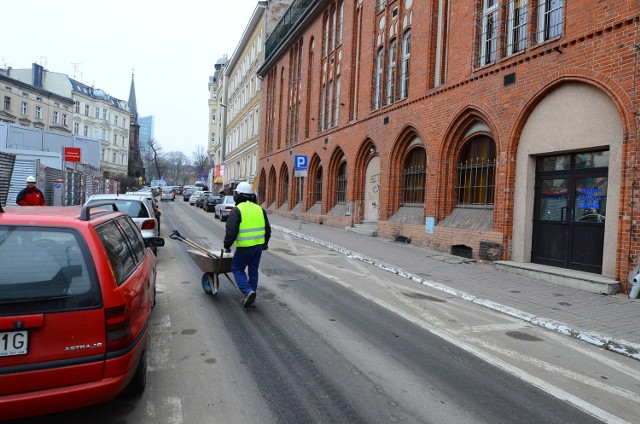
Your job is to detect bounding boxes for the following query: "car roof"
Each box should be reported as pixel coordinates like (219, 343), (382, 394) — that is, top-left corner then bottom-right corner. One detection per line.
(88, 194), (149, 201)
(86, 194), (154, 210)
(0, 205), (125, 226)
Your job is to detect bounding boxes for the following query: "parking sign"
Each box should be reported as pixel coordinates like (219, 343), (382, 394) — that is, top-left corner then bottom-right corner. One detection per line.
(294, 155), (308, 170)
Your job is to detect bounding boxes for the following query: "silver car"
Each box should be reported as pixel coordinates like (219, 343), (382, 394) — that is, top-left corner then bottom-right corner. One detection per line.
(84, 194), (161, 254)
(214, 196), (236, 221)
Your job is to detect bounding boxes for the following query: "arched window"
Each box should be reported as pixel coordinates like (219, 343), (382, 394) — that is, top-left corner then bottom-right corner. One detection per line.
(401, 147), (426, 204)
(315, 167), (323, 203)
(336, 162), (347, 203)
(456, 136), (496, 205)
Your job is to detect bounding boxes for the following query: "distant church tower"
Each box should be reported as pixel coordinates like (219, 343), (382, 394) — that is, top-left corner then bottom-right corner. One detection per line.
(127, 72), (145, 180)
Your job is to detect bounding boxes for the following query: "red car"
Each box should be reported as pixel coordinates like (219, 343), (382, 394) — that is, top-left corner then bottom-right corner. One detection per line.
(0, 203), (164, 420)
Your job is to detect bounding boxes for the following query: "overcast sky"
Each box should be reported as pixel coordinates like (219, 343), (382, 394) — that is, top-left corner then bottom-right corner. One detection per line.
(3, 0), (260, 156)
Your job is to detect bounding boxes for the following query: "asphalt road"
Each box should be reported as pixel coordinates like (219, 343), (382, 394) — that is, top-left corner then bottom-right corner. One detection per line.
(12, 200), (639, 423)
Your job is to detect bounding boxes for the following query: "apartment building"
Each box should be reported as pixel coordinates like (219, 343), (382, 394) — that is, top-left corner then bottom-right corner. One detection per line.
(70, 79), (130, 179)
(257, 0), (640, 292)
(208, 58), (226, 191)
(0, 66), (74, 135)
(219, 0), (295, 194)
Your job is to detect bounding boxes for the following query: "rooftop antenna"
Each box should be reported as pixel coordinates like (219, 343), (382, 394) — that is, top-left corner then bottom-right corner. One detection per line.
(71, 62), (81, 80)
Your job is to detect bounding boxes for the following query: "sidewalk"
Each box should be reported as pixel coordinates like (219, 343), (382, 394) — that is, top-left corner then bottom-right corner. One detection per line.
(266, 214), (640, 362)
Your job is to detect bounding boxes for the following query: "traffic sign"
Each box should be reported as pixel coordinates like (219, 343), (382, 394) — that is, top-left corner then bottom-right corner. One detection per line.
(294, 155), (308, 170)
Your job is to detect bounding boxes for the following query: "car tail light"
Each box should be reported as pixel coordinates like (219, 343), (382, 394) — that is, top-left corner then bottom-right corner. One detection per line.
(141, 219), (156, 230)
(104, 305), (133, 352)
(225, 206), (234, 210)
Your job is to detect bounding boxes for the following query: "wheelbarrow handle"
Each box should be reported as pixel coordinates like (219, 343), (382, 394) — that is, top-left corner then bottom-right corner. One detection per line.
(169, 230), (183, 240)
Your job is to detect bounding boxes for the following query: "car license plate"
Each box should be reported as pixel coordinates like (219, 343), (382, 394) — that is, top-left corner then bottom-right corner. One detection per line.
(0, 330), (28, 356)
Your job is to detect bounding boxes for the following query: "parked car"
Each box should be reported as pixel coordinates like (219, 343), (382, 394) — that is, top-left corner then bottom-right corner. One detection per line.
(188, 190), (203, 205)
(126, 191), (161, 234)
(0, 203), (164, 420)
(160, 190), (175, 202)
(84, 194), (161, 255)
(183, 187), (196, 201)
(196, 192), (212, 209)
(189, 190), (210, 206)
(214, 196), (236, 221)
(204, 194), (224, 212)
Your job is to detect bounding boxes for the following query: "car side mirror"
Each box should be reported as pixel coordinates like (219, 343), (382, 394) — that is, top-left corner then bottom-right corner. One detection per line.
(145, 237), (165, 248)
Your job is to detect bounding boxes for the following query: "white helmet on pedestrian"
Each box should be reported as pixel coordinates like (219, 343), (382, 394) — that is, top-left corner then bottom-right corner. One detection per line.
(26, 176), (36, 183)
(234, 181), (253, 194)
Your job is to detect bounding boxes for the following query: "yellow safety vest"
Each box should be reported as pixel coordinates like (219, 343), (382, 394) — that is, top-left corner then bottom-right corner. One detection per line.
(235, 202), (266, 247)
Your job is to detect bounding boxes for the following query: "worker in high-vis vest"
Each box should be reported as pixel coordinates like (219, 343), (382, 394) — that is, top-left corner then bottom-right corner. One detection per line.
(224, 181), (271, 308)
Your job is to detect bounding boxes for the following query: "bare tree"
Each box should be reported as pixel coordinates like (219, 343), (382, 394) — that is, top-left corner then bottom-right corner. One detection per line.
(192, 146), (211, 181)
(147, 139), (163, 180)
(165, 151), (189, 184)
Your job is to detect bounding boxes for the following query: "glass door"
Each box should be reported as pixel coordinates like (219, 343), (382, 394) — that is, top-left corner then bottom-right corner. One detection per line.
(532, 151), (608, 273)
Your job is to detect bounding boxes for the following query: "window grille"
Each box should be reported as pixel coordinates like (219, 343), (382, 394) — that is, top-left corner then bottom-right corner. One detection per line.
(479, 0), (498, 66)
(386, 40), (397, 105)
(315, 167), (323, 203)
(336, 162), (347, 203)
(401, 148), (426, 205)
(374, 49), (383, 109)
(456, 137), (496, 205)
(507, 0), (528, 55)
(400, 31), (411, 99)
(537, 0), (563, 42)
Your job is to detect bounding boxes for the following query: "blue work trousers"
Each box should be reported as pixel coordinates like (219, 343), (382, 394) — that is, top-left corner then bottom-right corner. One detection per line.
(231, 244), (263, 296)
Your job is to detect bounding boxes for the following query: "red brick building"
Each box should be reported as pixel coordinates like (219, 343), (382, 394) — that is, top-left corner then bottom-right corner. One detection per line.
(257, 0), (640, 292)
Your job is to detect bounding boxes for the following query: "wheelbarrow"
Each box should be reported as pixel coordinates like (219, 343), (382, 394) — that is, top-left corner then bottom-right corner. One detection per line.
(169, 230), (236, 295)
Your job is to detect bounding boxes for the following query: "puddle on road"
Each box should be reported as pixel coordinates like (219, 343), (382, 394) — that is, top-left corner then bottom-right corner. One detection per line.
(505, 331), (543, 342)
(401, 292), (446, 302)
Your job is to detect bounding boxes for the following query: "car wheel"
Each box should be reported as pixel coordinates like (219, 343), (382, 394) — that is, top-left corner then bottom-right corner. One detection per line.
(221, 214), (228, 222)
(123, 349), (147, 397)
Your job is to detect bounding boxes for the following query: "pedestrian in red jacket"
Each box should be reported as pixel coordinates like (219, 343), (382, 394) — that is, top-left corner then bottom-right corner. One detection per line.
(16, 176), (46, 206)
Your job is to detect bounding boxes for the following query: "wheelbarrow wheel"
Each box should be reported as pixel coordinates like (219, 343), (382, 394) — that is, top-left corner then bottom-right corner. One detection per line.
(201, 273), (219, 295)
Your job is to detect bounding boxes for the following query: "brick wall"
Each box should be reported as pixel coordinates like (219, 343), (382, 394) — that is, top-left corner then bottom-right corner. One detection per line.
(259, 0), (640, 289)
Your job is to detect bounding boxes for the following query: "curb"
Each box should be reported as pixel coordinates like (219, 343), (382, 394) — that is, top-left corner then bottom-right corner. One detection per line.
(273, 225), (640, 362)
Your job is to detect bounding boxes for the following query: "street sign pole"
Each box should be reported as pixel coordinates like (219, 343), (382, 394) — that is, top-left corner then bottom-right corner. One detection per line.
(298, 176), (303, 230)
(294, 155), (308, 230)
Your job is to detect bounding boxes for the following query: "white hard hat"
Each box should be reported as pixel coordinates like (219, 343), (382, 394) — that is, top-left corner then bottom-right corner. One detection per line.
(26, 176), (36, 183)
(234, 181), (253, 194)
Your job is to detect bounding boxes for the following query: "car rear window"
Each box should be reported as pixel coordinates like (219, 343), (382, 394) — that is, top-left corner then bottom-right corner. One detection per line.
(0, 226), (101, 315)
(89, 199), (149, 219)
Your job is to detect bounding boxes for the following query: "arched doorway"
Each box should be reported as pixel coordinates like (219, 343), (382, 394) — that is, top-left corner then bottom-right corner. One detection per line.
(364, 156), (380, 222)
(512, 82), (622, 277)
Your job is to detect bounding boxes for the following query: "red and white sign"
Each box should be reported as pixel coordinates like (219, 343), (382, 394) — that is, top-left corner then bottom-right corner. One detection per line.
(64, 147), (81, 162)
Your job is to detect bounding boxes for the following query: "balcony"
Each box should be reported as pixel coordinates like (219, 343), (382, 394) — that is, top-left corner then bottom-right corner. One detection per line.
(265, 0), (317, 62)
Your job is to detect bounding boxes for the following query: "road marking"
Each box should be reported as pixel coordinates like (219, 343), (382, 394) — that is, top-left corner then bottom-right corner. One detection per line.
(456, 322), (531, 334)
(464, 334), (640, 404)
(306, 262), (631, 423)
(146, 396), (183, 424)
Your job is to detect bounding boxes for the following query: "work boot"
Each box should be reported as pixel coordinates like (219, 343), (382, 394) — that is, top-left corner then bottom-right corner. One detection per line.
(242, 291), (256, 308)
